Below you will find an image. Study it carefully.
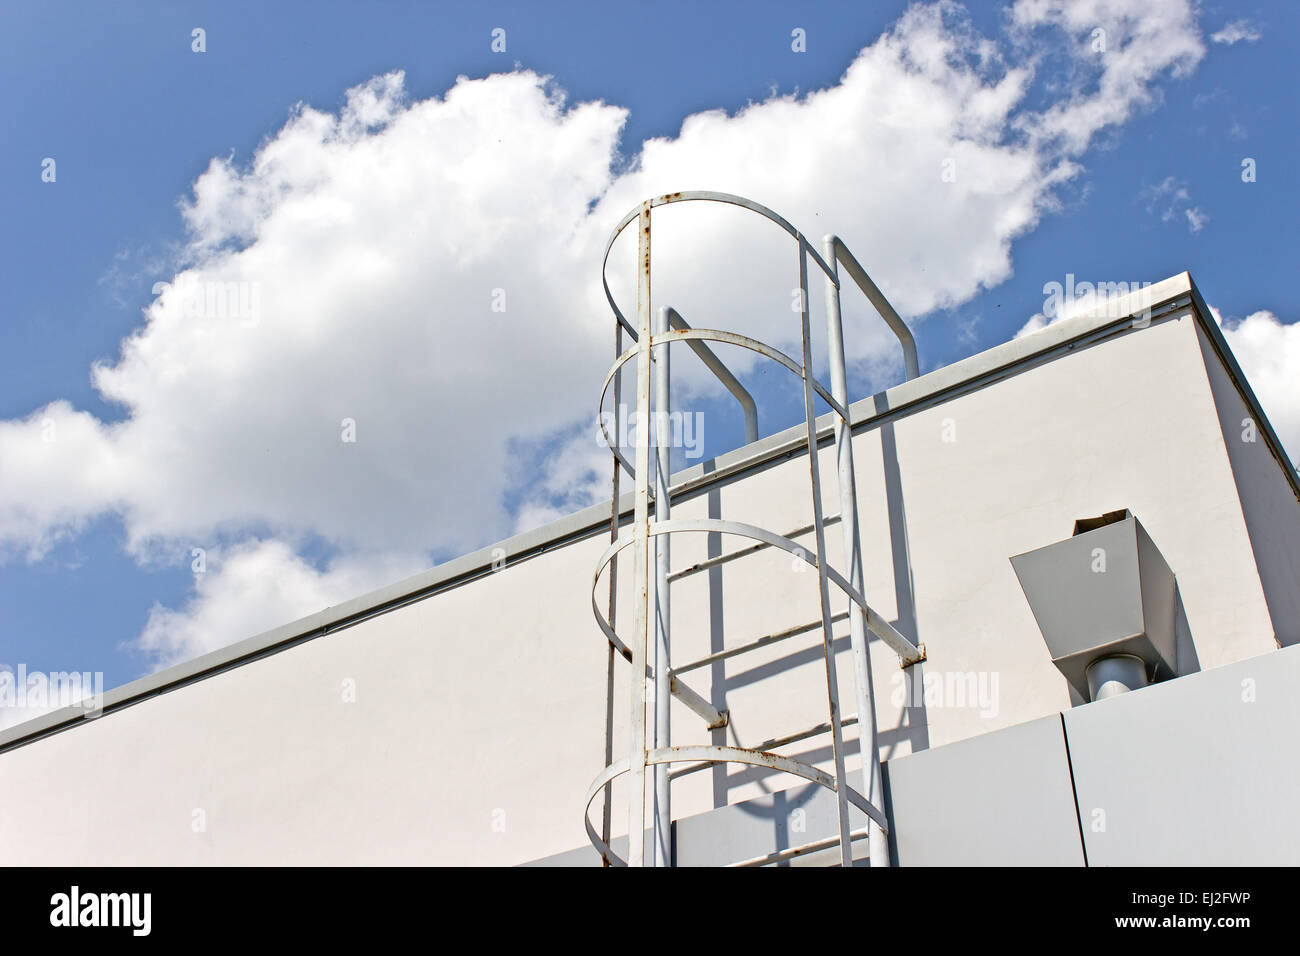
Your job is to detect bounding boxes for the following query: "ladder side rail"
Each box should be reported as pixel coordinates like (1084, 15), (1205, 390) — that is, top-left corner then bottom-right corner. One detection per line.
(826, 235), (919, 381)
(823, 234), (891, 868)
(652, 306), (673, 867)
(626, 203), (654, 867)
(795, 240), (855, 867)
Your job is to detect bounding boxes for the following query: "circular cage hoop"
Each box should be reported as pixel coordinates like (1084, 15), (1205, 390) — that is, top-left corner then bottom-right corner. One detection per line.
(600, 191), (841, 341)
(595, 327), (851, 481)
(590, 517), (883, 664)
(583, 744), (887, 867)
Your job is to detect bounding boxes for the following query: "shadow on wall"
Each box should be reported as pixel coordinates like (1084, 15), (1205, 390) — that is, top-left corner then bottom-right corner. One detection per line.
(1174, 586), (1200, 678)
(699, 396), (932, 822)
(876, 396), (930, 759)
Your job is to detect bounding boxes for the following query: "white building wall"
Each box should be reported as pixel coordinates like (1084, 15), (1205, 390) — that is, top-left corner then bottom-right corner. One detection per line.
(0, 285), (1293, 866)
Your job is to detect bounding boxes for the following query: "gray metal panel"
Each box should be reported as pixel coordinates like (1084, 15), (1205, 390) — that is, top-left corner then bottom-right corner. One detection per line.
(885, 715), (1085, 866)
(1065, 644), (1300, 866)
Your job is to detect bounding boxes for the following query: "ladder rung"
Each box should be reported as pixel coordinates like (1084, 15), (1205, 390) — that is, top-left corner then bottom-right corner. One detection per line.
(608, 641), (728, 729)
(667, 514), (840, 582)
(667, 714), (858, 782)
(751, 714), (858, 753)
(672, 609), (851, 676)
(730, 827), (870, 867)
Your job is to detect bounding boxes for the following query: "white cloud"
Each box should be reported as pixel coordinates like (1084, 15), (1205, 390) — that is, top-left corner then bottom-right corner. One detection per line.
(0, 402), (125, 561)
(1141, 175), (1207, 234)
(1213, 308), (1300, 466)
(1014, 274), (1155, 335)
(510, 429), (610, 534)
(1016, 313), (1051, 338)
(0, 0), (1227, 668)
(137, 540), (428, 668)
(6, 71), (625, 564)
(1009, 0), (1205, 154)
(1210, 20), (1261, 45)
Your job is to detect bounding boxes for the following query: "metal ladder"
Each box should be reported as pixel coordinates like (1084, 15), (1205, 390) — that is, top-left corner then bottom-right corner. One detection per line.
(584, 192), (926, 867)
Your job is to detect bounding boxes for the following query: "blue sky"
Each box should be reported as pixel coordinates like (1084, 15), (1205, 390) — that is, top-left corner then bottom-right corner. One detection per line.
(1, 1), (1297, 713)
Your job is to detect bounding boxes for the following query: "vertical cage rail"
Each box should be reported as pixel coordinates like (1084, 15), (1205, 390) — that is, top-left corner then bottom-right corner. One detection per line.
(822, 235), (889, 866)
(587, 192), (924, 867)
(652, 304), (672, 867)
(626, 204), (653, 868)
(795, 238), (855, 867)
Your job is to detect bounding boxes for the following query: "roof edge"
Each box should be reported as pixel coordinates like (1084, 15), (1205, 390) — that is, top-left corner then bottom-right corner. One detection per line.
(7, 271), (1291, 752)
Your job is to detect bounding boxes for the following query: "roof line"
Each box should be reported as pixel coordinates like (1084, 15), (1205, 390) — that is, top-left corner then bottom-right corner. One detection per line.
(4, 272), (1291, 753)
